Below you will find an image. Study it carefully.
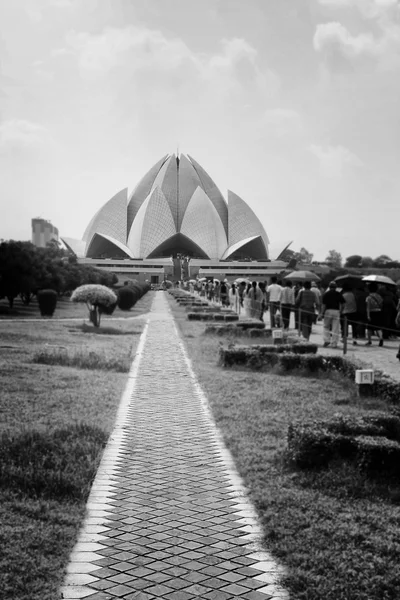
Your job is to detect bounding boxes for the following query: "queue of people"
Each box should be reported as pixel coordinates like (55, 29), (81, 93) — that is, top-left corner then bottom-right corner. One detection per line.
(182, 275), (400, 355)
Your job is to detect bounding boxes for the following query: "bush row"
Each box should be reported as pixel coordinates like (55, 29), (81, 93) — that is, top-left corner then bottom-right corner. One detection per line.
(219, 347), (400, 404)
(205, 324), (273, 338)
(188, 312), (239, 322)
(220, 344), (319, 368)
(287, 412), (400, 477)
(117, 282), (150, 310)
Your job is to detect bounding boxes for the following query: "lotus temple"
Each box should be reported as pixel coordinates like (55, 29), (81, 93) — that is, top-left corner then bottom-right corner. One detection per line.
(62, 154), (291, 283)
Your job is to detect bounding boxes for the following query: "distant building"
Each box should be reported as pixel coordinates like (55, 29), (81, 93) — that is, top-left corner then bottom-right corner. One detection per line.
(31, 218), (59, 248)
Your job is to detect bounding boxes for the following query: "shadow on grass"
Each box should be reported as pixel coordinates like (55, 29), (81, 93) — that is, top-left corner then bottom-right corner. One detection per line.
(78, 323), (141, 335)
(0, 424), (107, 501)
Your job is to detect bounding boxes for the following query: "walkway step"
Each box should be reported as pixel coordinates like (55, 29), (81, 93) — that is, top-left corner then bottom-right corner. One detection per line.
(61, 293), (288, 600)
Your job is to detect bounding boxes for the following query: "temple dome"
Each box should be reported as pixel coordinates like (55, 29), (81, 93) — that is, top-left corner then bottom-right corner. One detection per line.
(71, 154), (269, 260)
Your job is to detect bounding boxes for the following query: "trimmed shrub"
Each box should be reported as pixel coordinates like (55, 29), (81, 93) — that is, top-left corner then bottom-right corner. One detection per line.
(117, 286), (137, 311)
(287, 422), (356, 468)
(287, 413), (400, 476)
(236, 320), (266, 330)
(220, 343), (319, 368)
(356, 436), (400, 477)
(37, 289), (58, 317)
(224, 314), (239, 322)
(99, 301), (117, 316)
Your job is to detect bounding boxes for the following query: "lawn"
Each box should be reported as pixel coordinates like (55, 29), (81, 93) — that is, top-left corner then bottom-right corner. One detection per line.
(0, 291), (153, 600)
(170, 295), (400, 600)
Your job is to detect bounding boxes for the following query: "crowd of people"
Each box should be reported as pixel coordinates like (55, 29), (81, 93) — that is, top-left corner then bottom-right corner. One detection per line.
(179, 276), (400, 358)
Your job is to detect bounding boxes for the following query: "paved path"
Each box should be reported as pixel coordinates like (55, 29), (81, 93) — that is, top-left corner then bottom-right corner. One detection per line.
(61, 293), (287, 600)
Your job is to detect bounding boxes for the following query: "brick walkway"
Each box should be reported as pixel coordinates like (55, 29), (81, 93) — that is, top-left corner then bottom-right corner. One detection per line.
(61, 293), (288, 600)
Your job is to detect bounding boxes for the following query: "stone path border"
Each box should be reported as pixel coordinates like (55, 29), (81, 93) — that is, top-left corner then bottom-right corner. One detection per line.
(60, 292), (288, 600)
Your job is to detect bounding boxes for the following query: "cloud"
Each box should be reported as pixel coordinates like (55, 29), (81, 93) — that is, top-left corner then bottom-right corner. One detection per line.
(262, 109), (303, 136)
(61, 26), (279, 98)
(314, 22), (378, 58)
(0, 119), (51, 149)
(315, 0), (400, 69)
(318, 0), (399, 19)
(310, 144), (364, 177)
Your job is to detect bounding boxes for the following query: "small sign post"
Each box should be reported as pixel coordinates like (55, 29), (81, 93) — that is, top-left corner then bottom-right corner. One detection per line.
(355, 369), (375, 397)
(272, 329), (284, 345)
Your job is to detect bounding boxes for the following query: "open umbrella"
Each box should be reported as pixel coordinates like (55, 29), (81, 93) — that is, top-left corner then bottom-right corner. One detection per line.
(362, 274), (396, 286)
(334, 274), (364, 289)
(234, 277), (250, 284)
(284, 270), (321, 282)
(198, 277), (207, 282)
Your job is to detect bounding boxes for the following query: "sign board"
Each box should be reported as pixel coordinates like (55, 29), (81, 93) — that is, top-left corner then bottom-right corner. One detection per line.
(272, 329), (283, 339)
(355, 369), (374, 385)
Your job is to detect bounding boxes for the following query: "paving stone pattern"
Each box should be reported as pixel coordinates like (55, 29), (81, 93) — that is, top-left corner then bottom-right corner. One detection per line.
(61, 293), (288, 600)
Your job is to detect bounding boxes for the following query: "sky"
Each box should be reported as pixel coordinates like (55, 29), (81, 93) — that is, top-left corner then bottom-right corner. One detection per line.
(0, 0), (399, 261)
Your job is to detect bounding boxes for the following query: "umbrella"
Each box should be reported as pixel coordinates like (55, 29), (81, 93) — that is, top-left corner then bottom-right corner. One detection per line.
(334, 274), (364, 289)
(234, 277), (250, 284)
(213, 278), (220, 284)
(284, 270), (321, 282)
(362, 275), (396, 286)
(198, 277), (207, 282)
(188, 279), (197, 284)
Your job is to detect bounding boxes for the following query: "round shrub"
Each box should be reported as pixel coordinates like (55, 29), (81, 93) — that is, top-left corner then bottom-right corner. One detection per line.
(37, 289), (58, 317)
(117, 286), (137, 311)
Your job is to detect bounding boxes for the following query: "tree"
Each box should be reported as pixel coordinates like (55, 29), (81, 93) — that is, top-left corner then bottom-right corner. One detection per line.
(344, 255), (362, 268)
(294, 247), (314, 264)
(360, 256), (374, 268)
(71, 284), (117, 327)
(325, 250), (342, 269)
(373, 255), (392, 267)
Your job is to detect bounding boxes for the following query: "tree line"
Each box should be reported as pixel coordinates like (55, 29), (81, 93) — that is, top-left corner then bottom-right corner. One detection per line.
(0, 241), (118, 308)
(294, 248), (400, 270)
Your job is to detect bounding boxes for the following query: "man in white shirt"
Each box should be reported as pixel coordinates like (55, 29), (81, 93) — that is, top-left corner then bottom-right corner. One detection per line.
(280, 280), (295, 330)
(267, 276), (282, 328)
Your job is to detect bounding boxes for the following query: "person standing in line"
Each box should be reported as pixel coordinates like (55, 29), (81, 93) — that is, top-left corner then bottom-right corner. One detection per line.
(220, 279), (229, 306)
(258, 281), (267, 321)
(295, 281), (318, 340)
(280, 280), (294, 330)
(354, 285), (368, 339)
(365, 282), (384, 346)
(248, 281), (263, 319)
(238, 281), (246, 310)
(293, 282), (302, 331)
(229, 283), (240, 313)
(311, 282), (321, 325)
(267, 276), (282, 328)
(341, 284), (359, 345)
(319, 281), (345, 348)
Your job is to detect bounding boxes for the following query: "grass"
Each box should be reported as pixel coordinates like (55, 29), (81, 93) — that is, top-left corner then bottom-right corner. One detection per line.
(33, 348), (132, 372)
(0, 291), (152, 600)
(170, 295), (400, 600)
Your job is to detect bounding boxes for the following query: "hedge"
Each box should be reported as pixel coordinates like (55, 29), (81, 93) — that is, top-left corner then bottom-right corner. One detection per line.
(37, 289), (58, 317)
(287, 412), (400, 476)
(219, 348), (400, 404)
(220, 344), (319, 368)
(117, 286), (136, 310)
